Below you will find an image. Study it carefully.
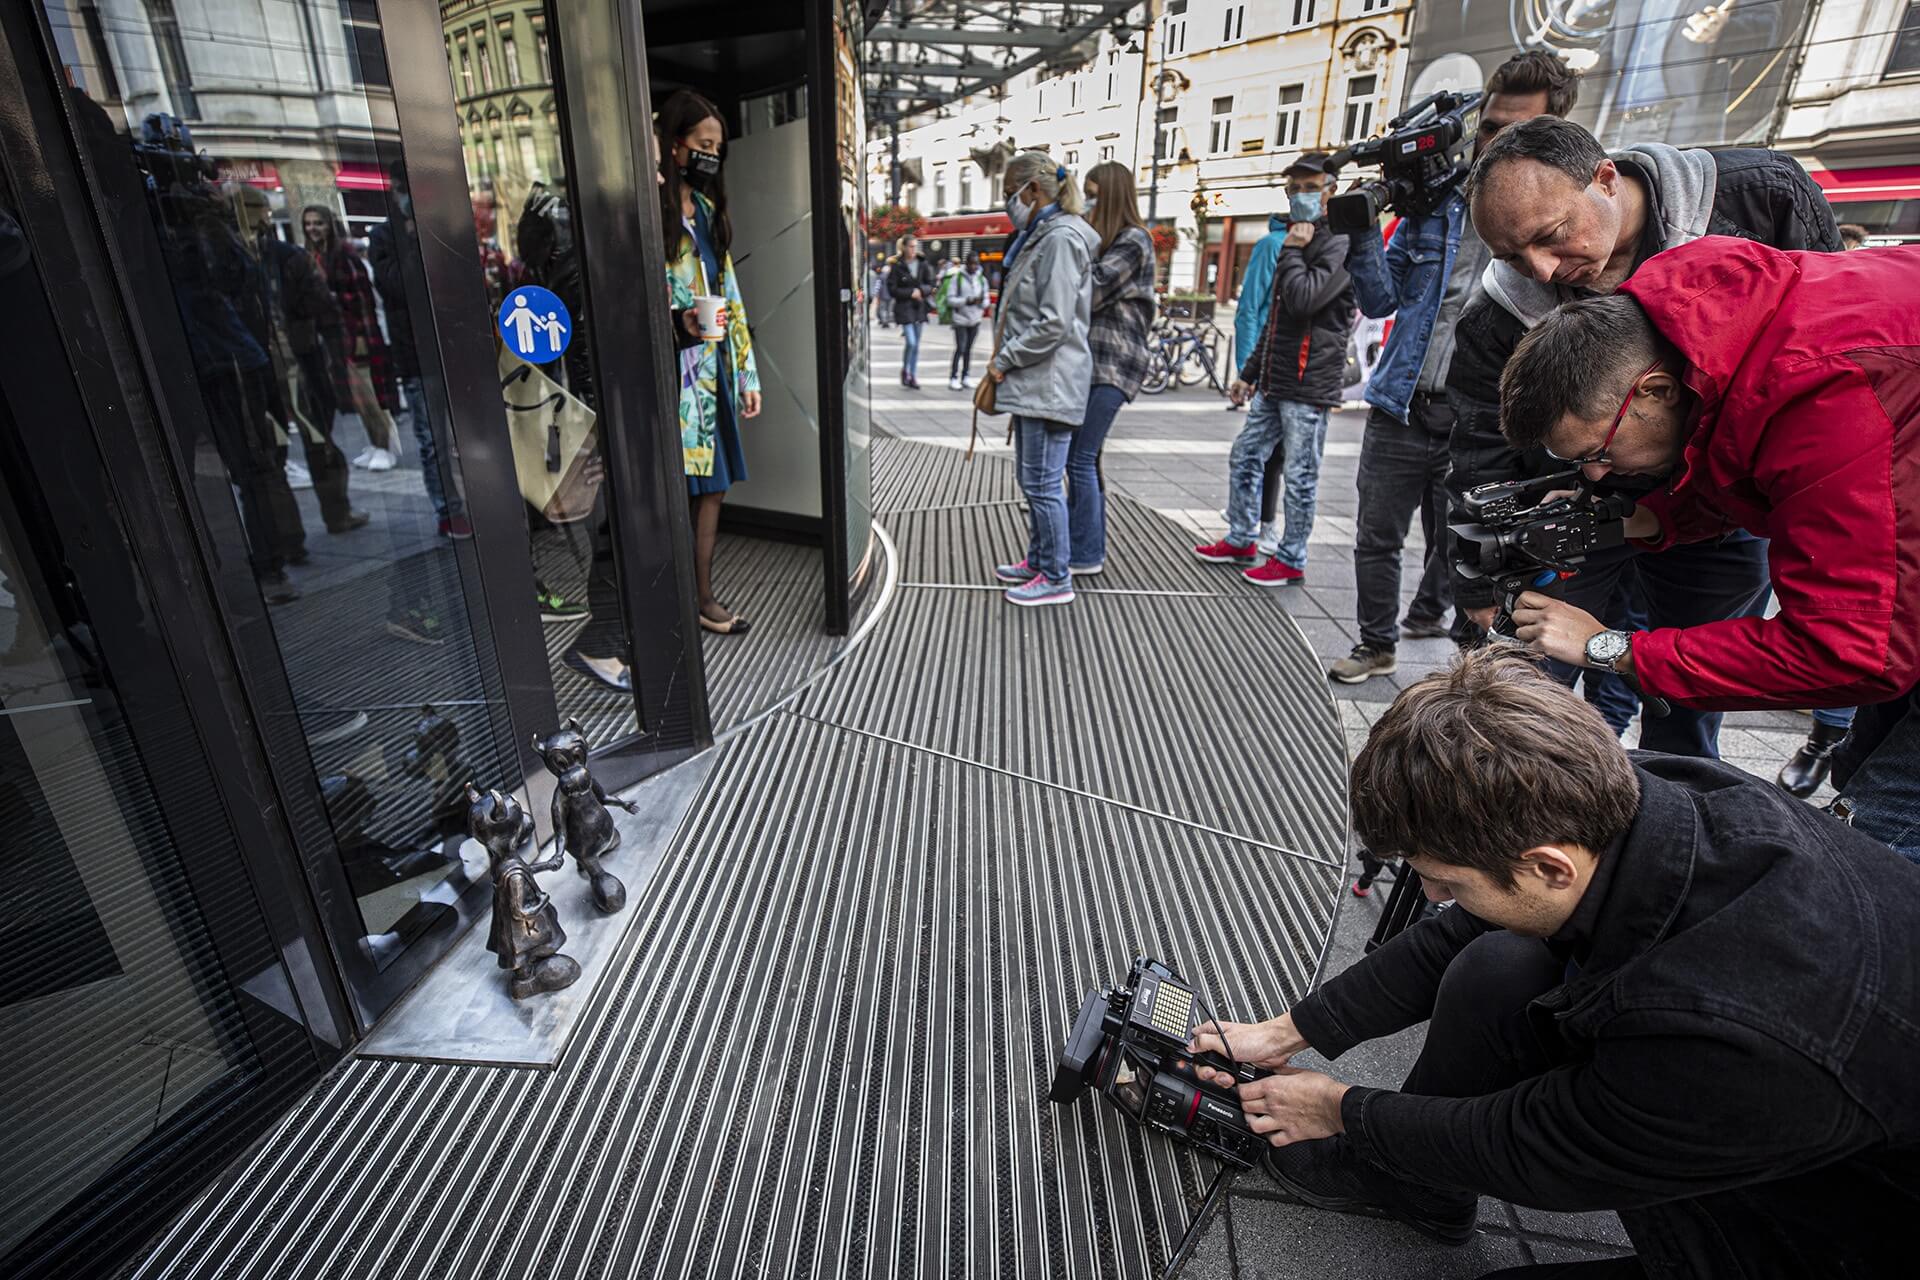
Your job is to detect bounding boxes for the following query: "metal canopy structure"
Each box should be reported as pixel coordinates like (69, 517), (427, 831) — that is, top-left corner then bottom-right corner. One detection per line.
(863, 1), (1143, 129)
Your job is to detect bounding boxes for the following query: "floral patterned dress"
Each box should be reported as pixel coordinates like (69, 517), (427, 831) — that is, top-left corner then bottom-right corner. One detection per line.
(665, 193), (759, 492)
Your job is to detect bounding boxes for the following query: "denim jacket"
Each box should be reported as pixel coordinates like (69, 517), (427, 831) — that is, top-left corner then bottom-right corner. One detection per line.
(1343, 193), (1466, 424)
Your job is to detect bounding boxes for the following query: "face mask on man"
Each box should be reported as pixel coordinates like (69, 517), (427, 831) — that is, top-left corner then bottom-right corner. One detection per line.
(1289, 190), (1322, 224)
(681, 148), (722, 191)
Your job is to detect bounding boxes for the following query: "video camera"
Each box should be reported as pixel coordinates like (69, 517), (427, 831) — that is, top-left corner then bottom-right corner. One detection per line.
(1325, 90), (1482, 235)
(1050, 956), (1268, 1169)
(1449, 470), (1634, 637)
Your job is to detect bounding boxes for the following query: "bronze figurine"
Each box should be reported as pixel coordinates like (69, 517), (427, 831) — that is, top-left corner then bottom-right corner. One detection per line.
(466, 783), (579, 1000)
(532, 718), (639, 914)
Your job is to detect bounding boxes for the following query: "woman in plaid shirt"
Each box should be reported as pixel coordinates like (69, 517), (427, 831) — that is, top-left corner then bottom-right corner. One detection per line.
(1072, 162), (1157, 575)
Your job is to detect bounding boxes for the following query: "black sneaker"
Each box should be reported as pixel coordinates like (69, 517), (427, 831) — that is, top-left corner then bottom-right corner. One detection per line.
(1262, 1136), (1477, 1245)
(536, 584), (589, 623)
(1400, 615), (1449, 640)
(1330, 642), (1397, 684)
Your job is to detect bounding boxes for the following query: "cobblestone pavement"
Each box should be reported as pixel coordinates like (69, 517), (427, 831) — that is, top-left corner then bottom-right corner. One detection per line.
(870, 320), (1829, 1278)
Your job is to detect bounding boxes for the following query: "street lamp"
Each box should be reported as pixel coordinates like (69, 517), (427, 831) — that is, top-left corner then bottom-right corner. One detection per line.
(1146, 67), (1187, 225)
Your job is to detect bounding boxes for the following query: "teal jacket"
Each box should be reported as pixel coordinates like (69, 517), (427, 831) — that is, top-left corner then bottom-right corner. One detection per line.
(1232, 213), (1287, 367)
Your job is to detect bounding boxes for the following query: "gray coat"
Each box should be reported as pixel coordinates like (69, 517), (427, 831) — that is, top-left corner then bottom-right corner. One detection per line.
(947, 268), (989, 328)
(991, 212), (1098, 427)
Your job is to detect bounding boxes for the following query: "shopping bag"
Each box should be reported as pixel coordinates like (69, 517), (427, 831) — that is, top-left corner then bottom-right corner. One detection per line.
(500, 348), (600, 523)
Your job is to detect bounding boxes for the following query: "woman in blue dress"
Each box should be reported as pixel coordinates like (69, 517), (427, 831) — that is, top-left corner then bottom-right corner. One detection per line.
(660, 89), (762, 636)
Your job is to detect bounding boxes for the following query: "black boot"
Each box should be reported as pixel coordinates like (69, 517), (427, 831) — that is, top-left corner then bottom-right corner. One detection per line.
(1261, 1135), (1477, 1245)
(1777, 718), (1850, 798)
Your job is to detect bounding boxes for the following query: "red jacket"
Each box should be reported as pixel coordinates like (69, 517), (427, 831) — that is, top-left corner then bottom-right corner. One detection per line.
(1622, 237), (1920, 710)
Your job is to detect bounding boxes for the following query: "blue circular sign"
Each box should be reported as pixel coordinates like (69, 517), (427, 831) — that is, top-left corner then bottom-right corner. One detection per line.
(498, 285), (573, 363)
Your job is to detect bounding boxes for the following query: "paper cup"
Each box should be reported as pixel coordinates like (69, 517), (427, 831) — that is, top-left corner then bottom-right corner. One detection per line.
(694, 295), (725, 340)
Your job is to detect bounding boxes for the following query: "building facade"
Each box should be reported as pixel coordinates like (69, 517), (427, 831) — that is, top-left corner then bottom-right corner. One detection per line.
(876, 0), (1412, 304)
(1776, 0), (1920, 242)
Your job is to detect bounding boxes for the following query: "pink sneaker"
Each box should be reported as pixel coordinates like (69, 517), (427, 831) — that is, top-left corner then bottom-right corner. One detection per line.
(1191, 538), (1258, 564)
(994, 557), (1032, 583)
(1243, 557), (1304, 587)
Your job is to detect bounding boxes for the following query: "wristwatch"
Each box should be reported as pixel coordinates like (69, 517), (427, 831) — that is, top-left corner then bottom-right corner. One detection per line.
(1584, 629), (1633, 673)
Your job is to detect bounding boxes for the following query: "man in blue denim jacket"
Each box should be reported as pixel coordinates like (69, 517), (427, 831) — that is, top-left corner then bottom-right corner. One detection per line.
(1328, 53), (1578, 685)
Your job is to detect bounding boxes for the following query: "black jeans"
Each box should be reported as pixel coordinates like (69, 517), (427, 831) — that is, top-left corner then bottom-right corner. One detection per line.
(1550, 531), (1771, 758)
(950, 323), (979, 378)
(1354, 397), (1454, 647)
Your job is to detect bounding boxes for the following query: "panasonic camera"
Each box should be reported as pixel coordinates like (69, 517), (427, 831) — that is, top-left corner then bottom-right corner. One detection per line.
(1449, 470), (1635, 636)
(1325, 90), (1482, 235)
(1050, 957), (1268, 1169)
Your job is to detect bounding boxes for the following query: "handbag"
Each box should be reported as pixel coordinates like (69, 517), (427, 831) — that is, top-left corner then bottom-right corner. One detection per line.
(500, 348), (601, 523)
(967, 297), (1012, 462)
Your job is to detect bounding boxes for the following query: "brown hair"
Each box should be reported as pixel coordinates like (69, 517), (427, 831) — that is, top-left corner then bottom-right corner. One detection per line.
(1484, 49), (1580, 119)
(1499, 292), (1676, 451)
(1350, 649), (1639, 888)
(1083, 160), (1146, 254)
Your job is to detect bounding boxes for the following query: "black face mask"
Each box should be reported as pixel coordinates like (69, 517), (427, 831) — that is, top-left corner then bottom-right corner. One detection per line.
(680, 149), (722, 190)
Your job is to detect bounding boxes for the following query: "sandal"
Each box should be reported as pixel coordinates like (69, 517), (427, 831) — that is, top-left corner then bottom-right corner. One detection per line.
(698, 612), (751, 636)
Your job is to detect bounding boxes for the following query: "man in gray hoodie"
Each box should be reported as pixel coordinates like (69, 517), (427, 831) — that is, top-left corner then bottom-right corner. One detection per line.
(1444, 117), (1840, 758)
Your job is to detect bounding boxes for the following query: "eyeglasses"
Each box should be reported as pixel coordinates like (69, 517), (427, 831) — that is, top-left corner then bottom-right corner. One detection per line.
(1545, 358), (1663, 466)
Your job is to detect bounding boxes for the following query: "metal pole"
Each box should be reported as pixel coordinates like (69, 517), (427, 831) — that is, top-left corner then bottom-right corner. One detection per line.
(889, 120), (901, 204)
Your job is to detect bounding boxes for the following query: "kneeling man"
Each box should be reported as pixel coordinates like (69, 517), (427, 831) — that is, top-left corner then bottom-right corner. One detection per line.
(1195, 649), (1920, 1277)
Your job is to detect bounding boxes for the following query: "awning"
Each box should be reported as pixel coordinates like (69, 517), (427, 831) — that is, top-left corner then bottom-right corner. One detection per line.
(1807, 164), (1920, 203)
(335, 162), (391, 192)
(919, 212), (1012, 238)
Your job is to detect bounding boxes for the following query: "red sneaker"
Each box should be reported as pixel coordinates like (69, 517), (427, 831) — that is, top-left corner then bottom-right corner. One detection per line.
(1243, 557), (1304, 587)
(1191, 538), (1258, 564)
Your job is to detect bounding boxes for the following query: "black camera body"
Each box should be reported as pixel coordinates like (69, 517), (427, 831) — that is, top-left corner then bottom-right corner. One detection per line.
(1449, 470), (1635, 635)
(1050, 957), (1268, 1169)
(1326, 90), (1482, 235)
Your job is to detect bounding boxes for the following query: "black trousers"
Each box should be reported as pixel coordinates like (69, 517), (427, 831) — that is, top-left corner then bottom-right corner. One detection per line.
(1353, 397), (1455, 647)
(950, 323), (979, 378)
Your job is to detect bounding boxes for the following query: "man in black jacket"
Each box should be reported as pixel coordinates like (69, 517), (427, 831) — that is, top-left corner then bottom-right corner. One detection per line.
(1444, 118), (1840, 757)
(1192, 152), (1355, 588)
(1193, 649), (1920, 1277)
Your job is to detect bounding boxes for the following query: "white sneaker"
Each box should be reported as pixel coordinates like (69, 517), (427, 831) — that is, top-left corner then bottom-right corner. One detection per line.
(948, 376), (962, 391)
(366, 448), (397, 472)
(960, 377), (973, 390)
(286, 459), (314, 490)
(1255, 520), (1279, 556)
(351, 446), (376, 469)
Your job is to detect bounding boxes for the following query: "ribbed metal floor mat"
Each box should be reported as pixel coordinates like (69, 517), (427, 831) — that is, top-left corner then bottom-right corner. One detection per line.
(873, 434), (1020, 512)
(130, 434), (1345, 1280)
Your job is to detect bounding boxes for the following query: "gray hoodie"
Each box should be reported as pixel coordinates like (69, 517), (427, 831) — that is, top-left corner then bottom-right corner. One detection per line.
(991, 211), (1099, 426)
(1479, 142), (1718, 329)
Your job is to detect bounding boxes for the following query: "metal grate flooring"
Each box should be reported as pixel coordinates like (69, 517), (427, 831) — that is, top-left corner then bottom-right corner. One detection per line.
(128, 435), (1347, 1280)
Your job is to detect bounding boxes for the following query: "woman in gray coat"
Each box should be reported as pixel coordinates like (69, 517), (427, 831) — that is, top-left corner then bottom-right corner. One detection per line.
(945, 252), (989, 389)
(987, 151), (1097, 607)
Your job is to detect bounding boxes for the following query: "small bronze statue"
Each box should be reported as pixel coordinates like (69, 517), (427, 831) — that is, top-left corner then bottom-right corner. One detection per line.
(532, 719), (639, 914)
(467, 783), (580, 1000)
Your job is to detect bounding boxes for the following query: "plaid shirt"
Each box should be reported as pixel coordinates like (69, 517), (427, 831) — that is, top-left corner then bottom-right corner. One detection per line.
(1088, 226), (1156, 399)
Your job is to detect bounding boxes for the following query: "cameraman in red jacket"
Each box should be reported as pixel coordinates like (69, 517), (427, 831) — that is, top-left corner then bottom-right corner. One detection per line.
(1497, 236), (1919, 859)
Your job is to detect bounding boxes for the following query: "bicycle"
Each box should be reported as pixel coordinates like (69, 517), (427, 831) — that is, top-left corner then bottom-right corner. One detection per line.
(1141, 316), (1229, 395)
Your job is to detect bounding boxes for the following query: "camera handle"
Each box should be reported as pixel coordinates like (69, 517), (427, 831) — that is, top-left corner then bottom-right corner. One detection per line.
(1491, 573), (1672, 720)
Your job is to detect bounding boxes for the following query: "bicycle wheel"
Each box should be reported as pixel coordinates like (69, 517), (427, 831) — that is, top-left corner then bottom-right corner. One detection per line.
(1141, 347), (1172, 394)
(1176, 341), (1213, 387)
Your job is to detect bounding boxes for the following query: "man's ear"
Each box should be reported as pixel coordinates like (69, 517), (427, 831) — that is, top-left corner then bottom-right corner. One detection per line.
(1518, 844), (1582, 891)
(1639, 367), (1686, 405)
(1591, 158), (1619, 196)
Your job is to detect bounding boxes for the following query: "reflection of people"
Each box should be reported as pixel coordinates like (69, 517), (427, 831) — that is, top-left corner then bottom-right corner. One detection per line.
(1498, 237), (1920, 860)
(987, 151), (1098, 607)
(1446, 117), (1839, 758)
(1192, 648), (1920, 1275)
(303, 206), (400, 471)
(232, 185), (369, 538)
(659, 89), (762, 638)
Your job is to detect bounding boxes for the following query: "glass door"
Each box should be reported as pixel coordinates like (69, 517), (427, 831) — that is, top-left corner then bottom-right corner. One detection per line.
(0, 166), (327, 1280)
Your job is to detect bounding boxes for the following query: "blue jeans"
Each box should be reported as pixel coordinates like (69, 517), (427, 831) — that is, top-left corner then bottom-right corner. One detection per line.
(1814, 706), (1857, 730)
(901, 322), (923, 378)
(1067, 384), (1127, 570)
(1836, 688), (1919, 862)
(1015, 416), (1072, 583)
(401, 375), (460, 521)
(1225, 392), (1329, 570)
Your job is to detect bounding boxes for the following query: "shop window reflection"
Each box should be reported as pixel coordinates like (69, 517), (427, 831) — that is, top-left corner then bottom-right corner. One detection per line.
(42, 1), (519, 969)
